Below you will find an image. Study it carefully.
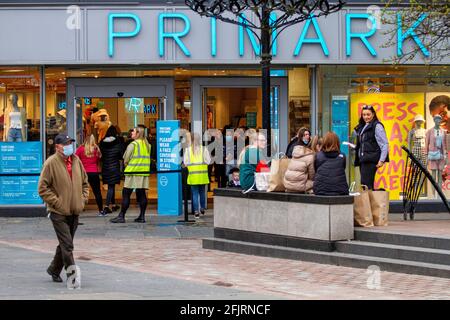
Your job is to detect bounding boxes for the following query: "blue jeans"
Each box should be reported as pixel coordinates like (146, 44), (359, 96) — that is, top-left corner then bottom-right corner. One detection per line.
(7, 128), (22, 142)
(191, 184), (206, 213)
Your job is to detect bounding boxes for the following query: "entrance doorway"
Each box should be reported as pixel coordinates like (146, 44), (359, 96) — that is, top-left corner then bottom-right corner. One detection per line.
(66, 78), (175, 204)
(192, 77), (288, 194)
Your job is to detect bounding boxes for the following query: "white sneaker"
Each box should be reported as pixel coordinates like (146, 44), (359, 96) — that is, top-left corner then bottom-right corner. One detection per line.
(194, 212), (200, 219)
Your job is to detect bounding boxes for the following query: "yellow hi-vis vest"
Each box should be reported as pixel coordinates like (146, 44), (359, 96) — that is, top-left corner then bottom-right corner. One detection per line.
(187, 146), (209, 185)
(124, 139), (151, 176)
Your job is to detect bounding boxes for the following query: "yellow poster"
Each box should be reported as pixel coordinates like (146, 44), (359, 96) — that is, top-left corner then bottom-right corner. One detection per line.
(350, 93), (425, 200)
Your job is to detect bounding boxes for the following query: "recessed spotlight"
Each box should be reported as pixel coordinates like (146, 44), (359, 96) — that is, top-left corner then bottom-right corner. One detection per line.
(386, 73), (390, 76)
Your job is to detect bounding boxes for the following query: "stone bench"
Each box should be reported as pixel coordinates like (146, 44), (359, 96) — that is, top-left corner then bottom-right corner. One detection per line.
(212, 188), (354, 251)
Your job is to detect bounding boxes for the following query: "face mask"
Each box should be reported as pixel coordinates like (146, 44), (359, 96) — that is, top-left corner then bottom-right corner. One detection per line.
(63, 144), (74, 157)
(225, 136), (233, 143)
(302, 138), (309, 145)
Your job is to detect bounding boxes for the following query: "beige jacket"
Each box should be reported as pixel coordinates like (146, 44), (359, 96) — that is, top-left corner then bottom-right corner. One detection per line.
(283, 145), (315, 193)
(38, 153), (89, 216)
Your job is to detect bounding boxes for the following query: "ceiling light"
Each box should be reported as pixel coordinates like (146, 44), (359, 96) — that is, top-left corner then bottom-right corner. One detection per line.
(350, 80), (360, 87)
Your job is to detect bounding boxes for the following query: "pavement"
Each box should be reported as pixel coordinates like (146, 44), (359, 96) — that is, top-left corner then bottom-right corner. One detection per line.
(1, 206), (450, 300)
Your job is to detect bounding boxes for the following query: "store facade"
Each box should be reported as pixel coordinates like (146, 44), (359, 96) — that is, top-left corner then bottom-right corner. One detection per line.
(0, 1), (449, 215)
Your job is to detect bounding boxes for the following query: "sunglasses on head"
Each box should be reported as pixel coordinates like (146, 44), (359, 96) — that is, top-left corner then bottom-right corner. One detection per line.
(362, 105), (374, 110)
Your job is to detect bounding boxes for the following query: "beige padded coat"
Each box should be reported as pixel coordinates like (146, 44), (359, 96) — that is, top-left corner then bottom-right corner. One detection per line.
(283, 145), (315, 193)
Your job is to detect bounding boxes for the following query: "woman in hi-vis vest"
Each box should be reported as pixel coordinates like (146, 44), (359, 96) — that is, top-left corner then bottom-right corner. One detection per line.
(184, 133), (211, 219)
(110, 126), (151, 223)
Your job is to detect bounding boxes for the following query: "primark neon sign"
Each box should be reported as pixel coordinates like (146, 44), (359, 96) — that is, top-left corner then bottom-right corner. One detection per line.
(108, 12), (430, 58)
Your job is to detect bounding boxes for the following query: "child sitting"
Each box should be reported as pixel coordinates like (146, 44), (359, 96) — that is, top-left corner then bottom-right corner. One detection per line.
(227, 168), (241, 188)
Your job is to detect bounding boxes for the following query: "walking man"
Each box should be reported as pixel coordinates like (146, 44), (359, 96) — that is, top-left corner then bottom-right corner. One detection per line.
(38, 134), (89, 289)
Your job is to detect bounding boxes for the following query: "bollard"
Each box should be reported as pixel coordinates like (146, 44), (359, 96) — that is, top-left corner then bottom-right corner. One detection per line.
(178, 167), (195, 223)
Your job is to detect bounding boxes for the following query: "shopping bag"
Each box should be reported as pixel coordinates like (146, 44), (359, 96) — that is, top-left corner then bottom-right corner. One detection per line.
(352, 185), (374, 227)
(267, 155), (290, 192)
(255, 172), (271, 191)
(369, 189), (389, 226)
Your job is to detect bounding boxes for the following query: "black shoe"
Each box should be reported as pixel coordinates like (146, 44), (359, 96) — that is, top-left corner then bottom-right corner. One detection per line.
(134, 216), (146, 223)
(110, 213), (125, 223)
(194, 212), (200, 219)
(112, 205), (121, 212)
(47, 268), (63, 283)
(200, 209), (206, 215)
(103, 207), (112, 214)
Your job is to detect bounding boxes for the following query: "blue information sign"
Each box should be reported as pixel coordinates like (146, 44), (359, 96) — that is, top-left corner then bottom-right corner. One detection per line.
(331, 97), (350, 157)
(0, 142), (43, 205)
(156, 121), (182, 215)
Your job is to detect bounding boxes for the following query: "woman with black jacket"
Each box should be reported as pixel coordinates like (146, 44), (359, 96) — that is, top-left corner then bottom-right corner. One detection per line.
(353, 105), (389, 190)
(286, 127), (311, 158)
(99, 125), (124, 214)
(313, 132), (349, 196)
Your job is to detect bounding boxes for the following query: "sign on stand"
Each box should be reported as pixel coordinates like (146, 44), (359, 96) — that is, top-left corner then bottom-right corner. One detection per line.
(156, 120), (182, 215)
(0, 142), (43, 205)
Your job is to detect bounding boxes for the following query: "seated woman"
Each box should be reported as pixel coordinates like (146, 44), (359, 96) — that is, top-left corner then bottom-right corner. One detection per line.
(313, 132), (349, 196)
(238, 130), (267, 191)
(283, 142), (315, 194)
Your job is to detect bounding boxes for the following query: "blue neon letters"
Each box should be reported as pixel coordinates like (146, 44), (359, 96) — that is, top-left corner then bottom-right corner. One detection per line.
(397, 13), (430, 57)
(294, 14), (329, 57)
(107, 12), (432, 59)
(346, 13), (377, 57)
(108, 13), (141, 57)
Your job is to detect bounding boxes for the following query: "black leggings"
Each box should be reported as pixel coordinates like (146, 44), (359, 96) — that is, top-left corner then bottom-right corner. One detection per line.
(87, 174), (103, 212)
(120, 188), (147, 215)
(105, 184), (116, 206)
(360, 162), (378, 190)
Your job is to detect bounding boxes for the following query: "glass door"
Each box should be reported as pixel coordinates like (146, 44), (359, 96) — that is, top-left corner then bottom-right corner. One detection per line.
(75, 96), (163, 202)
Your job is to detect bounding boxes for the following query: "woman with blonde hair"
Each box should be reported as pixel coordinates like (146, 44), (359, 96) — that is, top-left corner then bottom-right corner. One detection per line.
(75, 134), (104, 215)
(313, 131), (349, 196)
(184, 133), (211, 218)
(110, 126), (151, 223)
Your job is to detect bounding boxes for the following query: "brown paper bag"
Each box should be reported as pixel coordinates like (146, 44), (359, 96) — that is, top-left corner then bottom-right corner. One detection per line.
(267, 157), (291, 192)
(369, 189), (389, 226)
(353, 185), (374, 227)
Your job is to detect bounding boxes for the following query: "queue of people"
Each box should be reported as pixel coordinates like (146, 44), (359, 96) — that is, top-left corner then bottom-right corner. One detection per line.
(236, 104), (389, 196)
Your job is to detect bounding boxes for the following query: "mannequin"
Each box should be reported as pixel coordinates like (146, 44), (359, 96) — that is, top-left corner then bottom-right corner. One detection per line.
(425, 115), (447, 196)
(407, 114), (426, 165)
(6, 93), (26, 142)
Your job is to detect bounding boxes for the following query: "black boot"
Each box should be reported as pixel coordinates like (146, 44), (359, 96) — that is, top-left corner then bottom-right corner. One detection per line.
(134, 212), (146, 223)
(110, 212), (125, 223)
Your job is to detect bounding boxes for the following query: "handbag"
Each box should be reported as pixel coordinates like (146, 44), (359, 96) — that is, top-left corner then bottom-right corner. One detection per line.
(428, 150), (442, 161)
(369, 189), (389, 226)
(350, 183), (374, 227)
(267, 153), (291, 192)
(255, 172), (271, 191)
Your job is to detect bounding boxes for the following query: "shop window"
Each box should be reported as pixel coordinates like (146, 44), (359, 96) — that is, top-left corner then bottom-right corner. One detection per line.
(288, 67), (310, 141)
(0, 67), (42, 205)
(319, 65), (450, 201)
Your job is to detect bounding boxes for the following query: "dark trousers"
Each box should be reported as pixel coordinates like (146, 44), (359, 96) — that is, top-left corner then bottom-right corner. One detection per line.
(88, 173), (103, 212)
(48, 213), (78, 275)
(105, 184), (116, 206)
(360, 162), (378, 190)
(121, 187), (147, 216)
(214, 164), (227, 188)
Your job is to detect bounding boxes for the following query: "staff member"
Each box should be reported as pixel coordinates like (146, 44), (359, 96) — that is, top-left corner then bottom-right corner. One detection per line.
(110, 126), (151, 223)
(353, 105), (389, 189)
(38, 134), (89, 288)
(184, 133), (211, 219)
